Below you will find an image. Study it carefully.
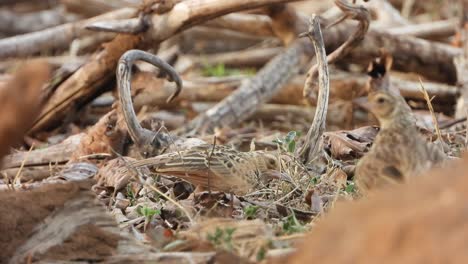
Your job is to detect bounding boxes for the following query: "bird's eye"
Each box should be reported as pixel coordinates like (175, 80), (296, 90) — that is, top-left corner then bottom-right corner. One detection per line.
(376, 97), (386, 104)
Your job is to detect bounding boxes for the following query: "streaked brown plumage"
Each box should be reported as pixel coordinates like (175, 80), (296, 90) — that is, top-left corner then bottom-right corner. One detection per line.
(355, 91), (446, 193)
(129, 144), (282, 195)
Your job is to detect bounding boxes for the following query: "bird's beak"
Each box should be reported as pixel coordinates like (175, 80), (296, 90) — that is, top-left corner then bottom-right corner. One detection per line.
(264, 170), (294, 184)
(353, 96), (371, 111)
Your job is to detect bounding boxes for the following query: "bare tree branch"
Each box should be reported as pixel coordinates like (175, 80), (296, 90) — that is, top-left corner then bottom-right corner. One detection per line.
(297, 16), (330, 164)
(117, 50), (182, 157)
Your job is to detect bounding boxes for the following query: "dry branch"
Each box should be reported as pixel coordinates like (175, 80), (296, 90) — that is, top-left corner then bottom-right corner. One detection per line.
(117, 50), (182, 157)
(303, 0), (370, 99)
(179, 40), (305, 134)
(130, 70), (457, 109)
(204, 13), (274, 37)
(61, 0), (128, 17)
(297, 16), (330, 164)
(1, 134), (82, 170)
(387, 19), (458, 39)
(346, 28), (460, 84)
(455, 19), (468, 119)
(178, 26), (268, 54)
(366, 0), (409, 27)
(185, 47), (283, 68)
(0, 7), (78, 35)
(207, 10), (460, 84)
(0, 8), (134, 58)
(30, 0), (302, 133)
(298, 0), (370, 164)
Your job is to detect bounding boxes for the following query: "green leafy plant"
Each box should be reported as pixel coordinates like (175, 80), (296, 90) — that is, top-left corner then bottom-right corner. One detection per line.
(136, 205), (161, 232)
(345, 181), (356, 193)
(136, 205), (161, 219)
(243, 205), (259, 219)
(273, 131), (301, 153)
(126, 185), (136, 206)
(310, 176), (320, 185)
(256, 246), (267, 261)
(282, 212), (306, 235)
(202, 63), (256, 77)
(207, 227), (237, 251)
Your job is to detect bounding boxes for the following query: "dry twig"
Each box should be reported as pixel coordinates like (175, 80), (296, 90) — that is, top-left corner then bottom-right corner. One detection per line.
(299, 0), (370, 164)
(297, 16), (330, 164)
(117, 50), (182, 157)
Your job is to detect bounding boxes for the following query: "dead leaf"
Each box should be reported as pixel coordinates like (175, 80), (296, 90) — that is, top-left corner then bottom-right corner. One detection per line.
(324, 126), (379, 160)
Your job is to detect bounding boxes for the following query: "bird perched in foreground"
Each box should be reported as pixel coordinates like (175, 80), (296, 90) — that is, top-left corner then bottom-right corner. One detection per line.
(129, 144), (287, 195)
(355, 90), (446, 194)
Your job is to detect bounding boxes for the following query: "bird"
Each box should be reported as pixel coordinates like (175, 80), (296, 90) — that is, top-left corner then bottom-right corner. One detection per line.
(354, 90), (446, 194)
(128, 144), (288, 195)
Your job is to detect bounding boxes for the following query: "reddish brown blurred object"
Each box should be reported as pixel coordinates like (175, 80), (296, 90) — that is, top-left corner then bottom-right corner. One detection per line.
(0, 60), (51, 160)
(289, 155), (468, 264)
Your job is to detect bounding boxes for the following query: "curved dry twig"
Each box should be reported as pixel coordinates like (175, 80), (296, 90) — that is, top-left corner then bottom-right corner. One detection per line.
(302, 0), (370, 99)
(117, 49), (182, 157)
(297, 16), (330, 164)
(298, 0), (370, 164)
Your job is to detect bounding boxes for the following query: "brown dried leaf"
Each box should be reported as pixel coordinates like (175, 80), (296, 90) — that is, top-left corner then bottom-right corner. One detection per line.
(70, 110), (127, 163)
(324, 126), (379, 160)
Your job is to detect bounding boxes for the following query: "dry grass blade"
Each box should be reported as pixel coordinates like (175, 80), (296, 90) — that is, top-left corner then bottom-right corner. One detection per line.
(418, 77), (444, 144)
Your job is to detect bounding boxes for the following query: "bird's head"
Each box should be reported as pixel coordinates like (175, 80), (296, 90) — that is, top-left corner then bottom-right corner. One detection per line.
(367, 91), (412, 128)
(255, 152), (294, 184)
(261, 152), (281, 170)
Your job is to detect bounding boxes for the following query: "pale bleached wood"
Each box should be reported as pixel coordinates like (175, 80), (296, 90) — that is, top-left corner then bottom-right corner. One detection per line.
(0, 8), (134, 58)
(30, 0), (301, 133)
(0, 7), (78, 35)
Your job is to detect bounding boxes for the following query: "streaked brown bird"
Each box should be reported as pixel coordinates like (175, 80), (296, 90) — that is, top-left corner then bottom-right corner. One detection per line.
(129, 144), (287, 195)
(355, 90), (446, 194)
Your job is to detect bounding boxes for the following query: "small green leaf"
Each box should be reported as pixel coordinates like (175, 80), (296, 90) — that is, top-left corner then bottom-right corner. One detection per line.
(256, 247), (266, 261)
(345, 182), (356, 193)
(244, 205), (259, 219)
(136, 205), (160, 218)
(282, 213), (306, 235)
(225, 227), (236, 237)
(288, 140), (296, 153)
(285, 131), (297, 143)
(310, 177), (319, 185)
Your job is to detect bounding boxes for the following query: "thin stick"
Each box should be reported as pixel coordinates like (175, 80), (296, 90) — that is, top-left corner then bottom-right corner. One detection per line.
(297, 15), (330, 164)
(418, 77), (443, 143)
(117, 50), (182, 157)
(144, 183), (194, 224)
(298, 0), (370, 164)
